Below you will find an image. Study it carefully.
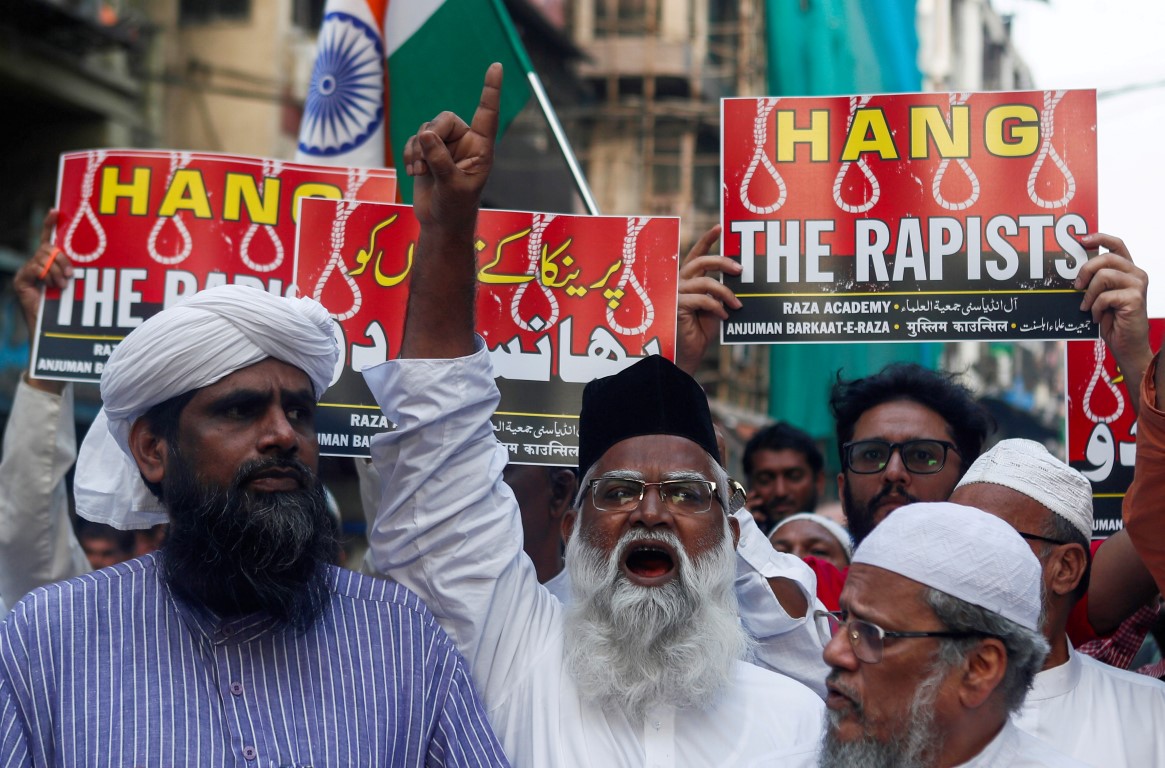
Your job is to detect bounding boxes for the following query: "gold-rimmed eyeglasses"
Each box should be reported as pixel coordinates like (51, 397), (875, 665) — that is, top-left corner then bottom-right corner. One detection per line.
(588, 477), (720, 515)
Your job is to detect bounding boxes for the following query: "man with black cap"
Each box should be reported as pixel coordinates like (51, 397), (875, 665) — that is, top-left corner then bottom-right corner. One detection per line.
(365, 66), (824, 766)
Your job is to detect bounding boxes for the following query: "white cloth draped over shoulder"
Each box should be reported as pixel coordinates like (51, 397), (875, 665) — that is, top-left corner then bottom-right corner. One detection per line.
(1012, 644), (1165, 766)
(0, 379), (91, 614)
(73, 285), (338, 530)
(362, 342), (825, 768)
(955, 721), (1088, 767)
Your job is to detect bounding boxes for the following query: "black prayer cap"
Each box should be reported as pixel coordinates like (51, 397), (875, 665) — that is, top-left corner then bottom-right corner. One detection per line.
(578, 355), (719, 474)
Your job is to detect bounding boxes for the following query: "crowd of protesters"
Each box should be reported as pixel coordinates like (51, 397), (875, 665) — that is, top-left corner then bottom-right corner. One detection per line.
(0, 65), (1162, 767)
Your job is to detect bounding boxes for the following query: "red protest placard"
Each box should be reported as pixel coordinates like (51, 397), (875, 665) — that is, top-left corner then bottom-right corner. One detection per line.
(294, 198), (680, 460)
(721, 90), (1098, 344)
(33, 149), (396, 382)
(1066, 320), (1165, 536)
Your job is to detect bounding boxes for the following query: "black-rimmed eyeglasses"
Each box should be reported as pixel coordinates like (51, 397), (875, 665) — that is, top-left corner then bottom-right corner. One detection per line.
(588, 477), (720, 515)
(814, 610), (994, 664)
(842, 439), (960, 475)
(1017, 531), (1070, 547)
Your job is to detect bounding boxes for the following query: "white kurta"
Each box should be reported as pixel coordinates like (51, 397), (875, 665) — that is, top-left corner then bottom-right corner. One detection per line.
(1013, 643), (1165, 766)
(364, 346), (825, 767)
(957, 721), (1088, 767)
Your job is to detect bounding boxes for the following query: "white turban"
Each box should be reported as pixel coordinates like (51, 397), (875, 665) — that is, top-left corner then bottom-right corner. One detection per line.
(955, 438), (1093, 541)
(75, 284), (339, 529)
(771, 513), (854, 561)
(852, 502), (1043, 632)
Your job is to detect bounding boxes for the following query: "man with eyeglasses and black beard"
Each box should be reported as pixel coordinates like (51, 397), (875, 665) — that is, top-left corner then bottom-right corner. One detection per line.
(818, 501), (1084, 767)
(366, 64), (824, 766)
(787, 363), (994, 612)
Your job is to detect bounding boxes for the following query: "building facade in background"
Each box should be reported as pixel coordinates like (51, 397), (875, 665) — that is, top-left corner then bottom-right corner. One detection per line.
(0, 0), (1059, 483)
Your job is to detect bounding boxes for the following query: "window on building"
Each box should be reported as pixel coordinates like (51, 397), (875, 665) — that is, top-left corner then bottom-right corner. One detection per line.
(292, 0), (326, 31)
(692, 125), (720, 212)
(595, 0), (656, 37)
(650, 118), (686, 198)
(179, 0), (251, 25)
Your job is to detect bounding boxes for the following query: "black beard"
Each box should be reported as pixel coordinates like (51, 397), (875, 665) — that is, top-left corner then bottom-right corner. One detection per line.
(842, 482), (918, 547)
(159, 450), (337, 632)
(764, 487), (820, 526)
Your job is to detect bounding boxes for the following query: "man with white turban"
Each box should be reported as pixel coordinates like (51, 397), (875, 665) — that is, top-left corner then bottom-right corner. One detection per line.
(951, 439), (1165, 766)
(0, 254), (507, 760)
(819, 502), (1084, 767)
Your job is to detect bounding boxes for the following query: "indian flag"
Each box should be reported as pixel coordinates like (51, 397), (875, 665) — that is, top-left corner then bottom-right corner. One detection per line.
(297, 0), (533, 200)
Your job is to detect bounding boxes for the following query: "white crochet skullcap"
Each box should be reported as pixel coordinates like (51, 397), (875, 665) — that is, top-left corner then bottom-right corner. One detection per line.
(74, 284), (339, 530)
(955, 439), (1093, 541)
(771, 513), (854, 560)
(852, 502), (1043, 632)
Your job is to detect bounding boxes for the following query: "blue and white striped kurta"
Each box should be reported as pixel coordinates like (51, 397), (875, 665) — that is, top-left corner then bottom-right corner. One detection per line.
(0, 554), (509, 767)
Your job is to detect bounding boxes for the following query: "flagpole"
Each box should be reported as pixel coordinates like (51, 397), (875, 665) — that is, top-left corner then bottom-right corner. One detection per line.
(526, 71), (601, 215)
(487, 0), (600, 215)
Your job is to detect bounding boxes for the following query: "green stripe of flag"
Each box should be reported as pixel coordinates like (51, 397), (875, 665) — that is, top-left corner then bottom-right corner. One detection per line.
(387, 0), (533, 201)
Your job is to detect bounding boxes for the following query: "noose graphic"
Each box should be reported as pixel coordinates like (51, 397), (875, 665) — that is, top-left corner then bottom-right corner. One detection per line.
(605, 217), (655, 336)
(510, 213), (560, 331)
(832, 96), (880, 214)
(62, 150), (109, 264)
(1082, 339), (1124, 424)
(147, 152), (195, 266)
(239, 159), (286, 273)
(739, 98), (787, 214)
(932, 93), (981, 211)
(312, 167), (370, 321)
(1027, 90), (1077, 209)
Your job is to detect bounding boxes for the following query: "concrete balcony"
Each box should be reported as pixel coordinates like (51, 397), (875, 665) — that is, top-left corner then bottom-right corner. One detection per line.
(577, 37), (695, 80)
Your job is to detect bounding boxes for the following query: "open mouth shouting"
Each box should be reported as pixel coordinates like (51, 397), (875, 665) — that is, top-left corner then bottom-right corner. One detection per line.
(620, 539), (679, 586)
(825, 677), (861, 716)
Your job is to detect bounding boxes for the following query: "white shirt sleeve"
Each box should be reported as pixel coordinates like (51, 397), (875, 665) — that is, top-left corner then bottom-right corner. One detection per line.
(362, 343), (563, 707)
(731, 507), (830, 697)
(0, 377), (91, 611)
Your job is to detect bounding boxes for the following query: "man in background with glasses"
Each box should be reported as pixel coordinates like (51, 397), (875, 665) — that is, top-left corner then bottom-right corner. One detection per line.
(795, 363), (992, 611)
(818, 501), (1081, 767)
(950, 439), (1165, 767)
(830, 362), (992, 549)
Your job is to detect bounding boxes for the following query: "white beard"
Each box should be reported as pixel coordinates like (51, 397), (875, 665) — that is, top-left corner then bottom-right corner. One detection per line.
(562, 518), (751, 719)
(818, 661), (946, 768)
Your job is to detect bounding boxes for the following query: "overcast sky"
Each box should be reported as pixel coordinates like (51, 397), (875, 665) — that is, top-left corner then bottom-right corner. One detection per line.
(994, 0), (1165, 313)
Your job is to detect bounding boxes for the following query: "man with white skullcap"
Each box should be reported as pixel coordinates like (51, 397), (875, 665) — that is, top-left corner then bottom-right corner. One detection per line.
(819, 502), (1085, 767)
(951, 439), (1165, 767)
(770, 512), (853, 570)
(0, 172), (510, 766)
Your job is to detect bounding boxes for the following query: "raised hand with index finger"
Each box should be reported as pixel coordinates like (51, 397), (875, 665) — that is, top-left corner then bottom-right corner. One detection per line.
(404, 63), (502, 231)
(399, 65), (502, 361)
